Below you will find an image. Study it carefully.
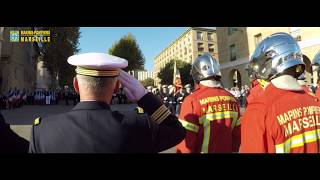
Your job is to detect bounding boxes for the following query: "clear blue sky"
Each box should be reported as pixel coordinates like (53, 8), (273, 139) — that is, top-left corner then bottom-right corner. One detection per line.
(78, 27), (188, 71)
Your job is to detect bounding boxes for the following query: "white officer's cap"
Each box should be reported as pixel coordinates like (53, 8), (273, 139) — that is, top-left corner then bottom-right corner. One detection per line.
(67, 53), (128, 77)
(162, 85), (168, 88)
(147, 86), (153, 90)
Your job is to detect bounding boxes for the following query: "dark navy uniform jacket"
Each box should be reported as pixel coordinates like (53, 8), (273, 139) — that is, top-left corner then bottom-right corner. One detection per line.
(0, 113), (29, 153)
(29, 93), (186, 153)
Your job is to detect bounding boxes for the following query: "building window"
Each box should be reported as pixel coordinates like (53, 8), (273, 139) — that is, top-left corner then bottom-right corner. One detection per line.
(208, 44), (214, 53)
(189, 55), (193, 61)
(197, 31), (203, 40)
(184, 47), (187, 55)
(230, 44), (236, 61)
(198, 43), (204, 52)
(254, 33), (262, 47)
(228, 27), (235, 35)
(208, 32), (213, 41)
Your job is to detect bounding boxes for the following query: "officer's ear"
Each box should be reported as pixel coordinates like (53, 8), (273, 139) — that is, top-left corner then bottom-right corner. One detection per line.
(114, 79), (120, 93)
(73, 77), (80, 94)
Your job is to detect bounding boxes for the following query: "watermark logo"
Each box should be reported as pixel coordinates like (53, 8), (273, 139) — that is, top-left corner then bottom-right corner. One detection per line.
(10, 31), (20, 42)
(9, 30), (51, 43)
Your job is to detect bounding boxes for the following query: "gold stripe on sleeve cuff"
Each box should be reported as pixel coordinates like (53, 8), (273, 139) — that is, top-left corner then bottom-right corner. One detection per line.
(153, 110), (171, 124)
(151, 105), (167, 120)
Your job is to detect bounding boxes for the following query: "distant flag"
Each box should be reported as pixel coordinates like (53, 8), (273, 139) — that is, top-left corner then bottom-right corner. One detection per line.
(173, 60), (182, 95)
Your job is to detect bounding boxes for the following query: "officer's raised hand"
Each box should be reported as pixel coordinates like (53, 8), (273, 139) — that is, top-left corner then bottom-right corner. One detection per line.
(118, 69), (148, 102)
(119, 69), (186, 152)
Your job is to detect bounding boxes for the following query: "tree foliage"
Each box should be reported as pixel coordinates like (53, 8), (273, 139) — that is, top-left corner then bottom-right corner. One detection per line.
(40, 27), (80, 88)
(157, 60), (193, 86)
(108, 33), (145, 72)
(141, 78), (155, 87)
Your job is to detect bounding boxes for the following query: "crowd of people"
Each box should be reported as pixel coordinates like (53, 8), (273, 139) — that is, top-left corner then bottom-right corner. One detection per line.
(143, 84), (192, 116)
(62, 87), (80, 106)
(225, 85), (250, 107)
(111, 87), (128, 104)
(0, 87), (80, 110)
(144, 83), (250, 117)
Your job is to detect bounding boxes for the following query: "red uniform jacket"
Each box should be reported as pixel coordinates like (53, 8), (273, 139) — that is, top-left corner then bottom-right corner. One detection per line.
(176, 84), (241, 153)
(246, 80), (266, 106)
(316, 84), (320, 99)
(241, 83), (320, 153)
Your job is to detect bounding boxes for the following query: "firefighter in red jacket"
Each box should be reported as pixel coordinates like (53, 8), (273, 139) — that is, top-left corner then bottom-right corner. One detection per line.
(241, 32), (320, 153)
(176, 53), (241, 153)
(246, 79), (268, 106)
(244, 64), (268, 106)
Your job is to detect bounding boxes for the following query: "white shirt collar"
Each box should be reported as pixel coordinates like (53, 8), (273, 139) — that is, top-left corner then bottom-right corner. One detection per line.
(271, 75), (303, 91)
(199, 80), (223, 88)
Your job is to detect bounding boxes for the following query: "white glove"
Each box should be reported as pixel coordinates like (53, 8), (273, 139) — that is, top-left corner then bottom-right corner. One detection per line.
(118, 69), (148, 102)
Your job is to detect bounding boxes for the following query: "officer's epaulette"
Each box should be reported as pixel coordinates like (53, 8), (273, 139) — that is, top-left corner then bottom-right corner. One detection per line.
(135, 107), (144, 114)
(34, 117), (41, 126)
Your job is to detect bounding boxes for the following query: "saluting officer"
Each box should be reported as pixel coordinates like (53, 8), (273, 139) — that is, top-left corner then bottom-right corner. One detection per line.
(29, 53), (186, 153)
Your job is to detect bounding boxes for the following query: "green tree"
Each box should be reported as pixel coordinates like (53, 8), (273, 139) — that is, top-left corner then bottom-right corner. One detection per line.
(108, 33), (145, 72)
(157, 60), (193, 85)
(141, 78), (155, 87)
(40, 27), (80, 88)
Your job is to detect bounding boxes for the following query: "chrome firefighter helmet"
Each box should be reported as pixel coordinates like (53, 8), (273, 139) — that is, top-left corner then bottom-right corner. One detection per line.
(245, 63), (257, 81)
(191, 53), (221, 83)
(312, 51), (320, 66)
(249, 32), (305, 81)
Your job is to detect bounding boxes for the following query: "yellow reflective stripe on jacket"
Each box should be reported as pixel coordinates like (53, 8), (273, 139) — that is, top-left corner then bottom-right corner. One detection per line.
(199, 111), (239, 153)
(275, 129), (320, 153)
(179, 119), (199, 133)
(201, 120), (211, 153)
(199, 111), (238, 123)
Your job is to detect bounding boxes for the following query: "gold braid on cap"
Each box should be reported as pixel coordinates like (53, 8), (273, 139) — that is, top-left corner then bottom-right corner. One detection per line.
(75, 66), (119, 77)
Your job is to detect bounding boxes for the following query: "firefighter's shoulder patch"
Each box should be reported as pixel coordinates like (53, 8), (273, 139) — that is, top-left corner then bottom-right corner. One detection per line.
(34, 117), (41, 126)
